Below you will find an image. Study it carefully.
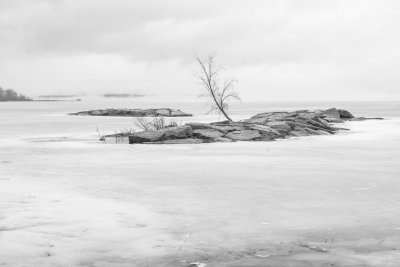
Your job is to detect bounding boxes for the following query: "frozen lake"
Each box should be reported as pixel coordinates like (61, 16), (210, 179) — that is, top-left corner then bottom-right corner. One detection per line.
(1, 100), (400, 266)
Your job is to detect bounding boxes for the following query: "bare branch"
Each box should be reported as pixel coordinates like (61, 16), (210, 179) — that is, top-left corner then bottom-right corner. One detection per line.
(194, 53), (240, 122)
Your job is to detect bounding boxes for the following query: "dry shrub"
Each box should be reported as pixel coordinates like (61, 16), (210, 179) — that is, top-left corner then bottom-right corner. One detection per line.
(134, 117), (180, 131)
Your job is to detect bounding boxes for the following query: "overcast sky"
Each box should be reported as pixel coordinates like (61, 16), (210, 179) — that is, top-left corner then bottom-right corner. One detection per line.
(0, 0), (399, 101)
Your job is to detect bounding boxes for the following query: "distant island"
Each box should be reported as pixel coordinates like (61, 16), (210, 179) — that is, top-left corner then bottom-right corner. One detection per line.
(38, 94), (82, 98)
(0, 87), (32, 101)
(102, 93), (145, 98)
(69, 108), (192, 117)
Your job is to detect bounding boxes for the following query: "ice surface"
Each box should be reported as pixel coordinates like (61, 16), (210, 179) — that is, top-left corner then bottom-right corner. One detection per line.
(1, 101), (400, 266)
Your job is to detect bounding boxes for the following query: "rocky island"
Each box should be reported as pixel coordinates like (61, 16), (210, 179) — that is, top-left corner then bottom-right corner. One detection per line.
(104, 108), (383, 144)
(69, 108), (192, 117)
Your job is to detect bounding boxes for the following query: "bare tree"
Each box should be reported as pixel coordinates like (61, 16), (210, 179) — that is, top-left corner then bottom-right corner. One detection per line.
(195, 54), (240, 122)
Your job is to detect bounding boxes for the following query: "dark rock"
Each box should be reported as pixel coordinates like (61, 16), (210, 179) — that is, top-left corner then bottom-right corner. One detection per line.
(252, 111), (289, 118)
(214, 137), (234, 142)
(147, 138), (204, 144)
(157, 125), (193, 139)
(265, 121), (292, 133)
(170, 110), (189, 116)
(225, 130), (262, 141)
(249, 124), (280, 138)
(210, 120), (230, 125)
(193, 129), (224, 140)
(322, 108), (341, 119)
(241, 117), (268, 124)
(129, 125), (192, 143)
(155, 108), (171, 116)
(128, 110), (146, 116)
(91, 110), (107, 116)
(249, 113), (269, 119)
(297, 112), (320, 120)
(303, 128), (328, 135)
(250, 111), (294, 123)
(317, 130), (331, 135)
(338, 109), (354, 119)
(129, 131), (164, 144)
(313, 117), (336, 129)
(292, 121), (316, 130)
(292, 127), (310, 136)
(268, 114), (291, 121)
(285, 121), (296, 130)
(223, 122), (245, 127)
(211, 125), (246, 133)
(323, 117), (344, 123)
(292, 120), (335, 133)
(286, 112), (300, 118)
(185, 122), (244, 133)
(185, 122), (213, 130)
(289, 130), (310, 137)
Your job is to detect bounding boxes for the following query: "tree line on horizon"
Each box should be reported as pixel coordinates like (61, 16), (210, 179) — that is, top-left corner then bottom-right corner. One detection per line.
(0, 87), (32, 101)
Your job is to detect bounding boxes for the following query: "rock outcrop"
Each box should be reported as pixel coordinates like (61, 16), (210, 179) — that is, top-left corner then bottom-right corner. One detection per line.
(225, 130), (262, 141)
(128, 131), (164, 143)
(338, 109), (354, 119)
(104, 108), (383, 144)
(322, 108), (341, 119)
(69, 108), (192, 117)
(129, 125), (193, 144)
(193, 129), (225, 140)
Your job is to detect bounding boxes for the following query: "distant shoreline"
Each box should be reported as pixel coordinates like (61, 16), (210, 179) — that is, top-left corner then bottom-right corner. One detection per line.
(33, 99), (81, 102)
(37, 95), (82, 98)
(0, 87), (32, 101)
(102, 93), (145, 98)
(0, 100), (33, 102)
(0, 99), (81, 102)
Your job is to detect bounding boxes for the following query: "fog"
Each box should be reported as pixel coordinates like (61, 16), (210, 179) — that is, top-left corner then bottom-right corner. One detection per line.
(1, 0), (400, 101)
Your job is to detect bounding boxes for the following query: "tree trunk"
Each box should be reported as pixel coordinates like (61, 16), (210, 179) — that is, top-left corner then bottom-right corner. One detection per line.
(219, 107), (233, 122)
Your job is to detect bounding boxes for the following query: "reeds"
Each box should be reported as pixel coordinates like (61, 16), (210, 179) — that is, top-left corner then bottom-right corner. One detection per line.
(134, 117), (180, 131)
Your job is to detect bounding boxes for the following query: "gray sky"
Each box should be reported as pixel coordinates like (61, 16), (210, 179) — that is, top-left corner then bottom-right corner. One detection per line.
(0, 0), (399, 101)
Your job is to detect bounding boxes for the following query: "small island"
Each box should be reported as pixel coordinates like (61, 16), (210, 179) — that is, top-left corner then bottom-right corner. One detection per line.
(104, 107), (383, 144)
(69, 108), (193, 117)
(0, 87), (32, 101)
(38, 94), (82, 99)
